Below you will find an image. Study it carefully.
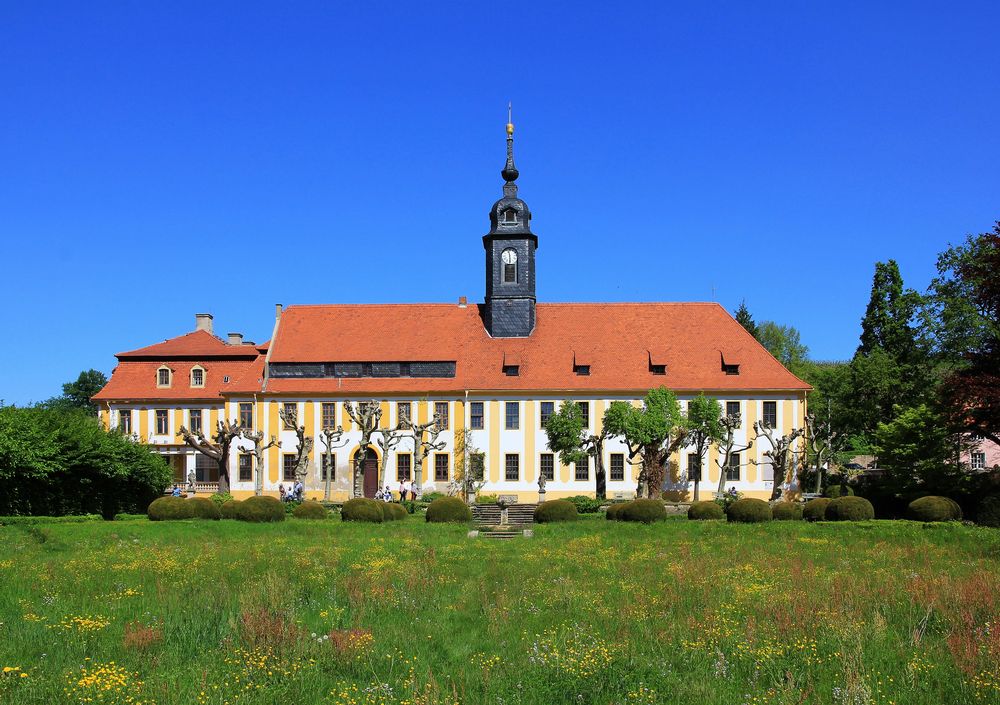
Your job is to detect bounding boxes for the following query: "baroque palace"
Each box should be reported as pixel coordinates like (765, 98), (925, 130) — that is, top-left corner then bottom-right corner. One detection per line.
(93, 119), (809, 502)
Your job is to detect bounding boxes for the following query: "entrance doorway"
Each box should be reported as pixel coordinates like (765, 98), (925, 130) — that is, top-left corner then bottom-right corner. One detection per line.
(355, 448), (379, 498)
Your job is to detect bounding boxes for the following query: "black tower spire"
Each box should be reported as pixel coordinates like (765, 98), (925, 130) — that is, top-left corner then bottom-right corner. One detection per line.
(483, 105), (537, 338)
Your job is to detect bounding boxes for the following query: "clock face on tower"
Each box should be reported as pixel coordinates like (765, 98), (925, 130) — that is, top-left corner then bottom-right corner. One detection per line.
(501, 248), (517, 264)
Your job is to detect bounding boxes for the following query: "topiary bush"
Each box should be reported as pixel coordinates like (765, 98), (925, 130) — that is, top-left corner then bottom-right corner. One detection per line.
(534, 500), (578, 523)
(188, 496), (222, 520)
(426, 497), (472, 523)
(907, 496), (962, 522)
(147, 496), (195, 521)
(619, 499), (666, 524)
(687, 501), (724, 521)
(803, 498), (832, 521)
(563, 495), (602, 514)
(605, 502), (627, 520)
(824, 484), (854, 498)
(382, 503), (408, 521)
(236, 495), (285, 523)
(977, 494), (1000, 528)
(772, 502), (803, 521)
(292, 500), (330, 520)
(824, 496), (875, 521)
(726, 498), (772, 523)
(220, 499), (242, 519)
(341, 498), (384, 523)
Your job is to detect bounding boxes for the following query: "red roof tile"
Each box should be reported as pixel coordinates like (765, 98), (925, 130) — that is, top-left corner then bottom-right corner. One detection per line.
(116, 330), (259, 359)
(93, 360), (259, 401)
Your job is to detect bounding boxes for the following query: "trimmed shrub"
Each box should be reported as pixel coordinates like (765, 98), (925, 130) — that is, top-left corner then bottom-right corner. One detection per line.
(605, 503), (627, 520)
(220, 499), (242, 519)
(341, 498), (384, 523)
(426, 497), (472, 523)
(421, 492), (446, 503)
(824, 484), (854, 498)
(147, 496), (194, 521)
(563, 495), (602, 514)
(188, 497), (222, 520)
(292, 501), (330, 520)
(236, 496), (285, 523)
(620, 499), (666, 524)
(534, 500), (578, 523)
(825, 496), (875, 521)
(210, 492), (234, 507)
(772, 502), (803, 521)
(977, 494), (1000, 528)
(803, 498), (832, 521)
(907, 496), (962, 522)
(382, 503), (408, 521)
(687, 501), (725, 521)
(726, 498), (772, 523)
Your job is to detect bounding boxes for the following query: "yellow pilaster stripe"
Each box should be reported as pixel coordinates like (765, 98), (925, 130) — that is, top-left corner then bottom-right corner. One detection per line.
(489, 401), (500, 483)
(708, 444), (719, 483)
(455, 400), (465, 482)
(525, 400), (535, 483)
(99, 409), (110, 429)
(417, 401), (429, 482)
(209, 408), (219, 433)
(783, 400), (794, 435)
(304, 401), (315, 464)
(268, 401), (280, 484)
(139, 408), (149, 440)
(379, 401), (390, 425)
(174, 409), (183, 436)
(745, 400), (758, 483)
(341, 403), (352, 431)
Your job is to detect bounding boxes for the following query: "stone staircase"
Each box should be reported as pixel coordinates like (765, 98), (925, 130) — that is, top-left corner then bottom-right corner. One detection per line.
(471, 503), (536, 540)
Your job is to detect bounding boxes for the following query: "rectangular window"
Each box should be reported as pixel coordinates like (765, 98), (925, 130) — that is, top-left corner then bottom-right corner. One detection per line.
(155, 409), (169, 435)
(650, 363), (666, 375)
(762, 402), (777, 428)
(725, 453), (741, 482)
(118, 410), (132, 434)
(321, 453), (336, 482)
(761, 460), (774, 482)
(189, 409), (202, 434)
(470, 453), (485, 481)
(505, 401), (519, 430)
(610, 453), (625, 481)
(434, 402), (450, 430)
(282, 402), (297, 429)
(688, 453), (701, 481)
(577, 401), (590, 427)
(502, 365), (519, 376)
(397, 402), (412, 425)
(724, 364), (740, 375)
(470, 401), (484, 430)
(575, 456), (590, 481)
(505, 454), (520, 481)
(239, 402), (253, 429)
(282, 453), (297, 482)
(540, 401), (554, 427)
(504, 262), (516, 283)
(157, 368), (171, 386)
(726, 401), (740, 419)
(971, 452), (986, 470)
(397, 453), (412, 481)
(573, 364), (591, 376)
(191, 368), (204, 387)
(540, 453), (555, 481)
(321, 402), (337, 429)
(238, 454), (253, 482)
(435, 453), (449, 481)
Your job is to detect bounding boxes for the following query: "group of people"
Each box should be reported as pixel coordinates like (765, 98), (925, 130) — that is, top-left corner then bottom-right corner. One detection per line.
(279, 480), (305, 502)
(375, 480), (418, 502)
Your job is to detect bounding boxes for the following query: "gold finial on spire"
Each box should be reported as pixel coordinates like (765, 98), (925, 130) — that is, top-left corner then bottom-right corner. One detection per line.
(506, 101), (514, 136)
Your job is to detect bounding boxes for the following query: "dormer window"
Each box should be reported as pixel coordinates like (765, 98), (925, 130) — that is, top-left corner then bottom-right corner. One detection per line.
(503, 208), (518, 224)
(501, 248), (517, 283)
(574, 364), (591, 376)
(190, 366), (205, 388)
(650, 364), (666, 375)
(502, 365), (519, 376)
(156, 366), (172, 387)
(723, 363), (740, 375)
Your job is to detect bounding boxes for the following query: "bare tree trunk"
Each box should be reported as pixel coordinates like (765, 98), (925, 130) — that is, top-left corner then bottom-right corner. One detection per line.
(178, 420), (241, 494)
(410, 415), (445, 495)
(345, 401), (381, 498)
(753, 421), (804, 501)
(715, 414), (752, 497)
(320, 426), (347, 501)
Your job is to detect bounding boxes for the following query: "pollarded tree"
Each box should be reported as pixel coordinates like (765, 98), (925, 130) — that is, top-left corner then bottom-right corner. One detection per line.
(178, 419), (242, 494)
(544, 400), (609, 500)
(375, 422), (408, 489)
(685, 394), (724, 501)
(604, 387), (686, 499)
(714, 412), (753, 497)
(240, 429), (280, 496)
(752, 420), (804, 501)
(319, 424), (348, 501)
(278, 407), (314, 488)
(344, 401), (381, 498)
(407, 412), (446, 495)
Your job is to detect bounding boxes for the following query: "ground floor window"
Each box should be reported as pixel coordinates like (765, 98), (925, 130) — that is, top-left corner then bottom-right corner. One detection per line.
(760, 460), (774, 482)
(435, 453), (449, 481)
(575, 456), (589, 481)
(397, 453), (412, 481)
(321, 454), (336, 482)
(238, 454), (253, 482)
(688, 453), (701, 481)
(725, 453), (741, 481)
(971, 452), (986, 470)
(610, 453), (625, 481)
(540, 453), (555, 481)
(195, 454), (218, 483)
(282, 453), (296, 481)
(505, 454), (519, 481)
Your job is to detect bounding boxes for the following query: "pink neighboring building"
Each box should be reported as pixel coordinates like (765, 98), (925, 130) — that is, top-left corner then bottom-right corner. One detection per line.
(964, 436), (1000, 471)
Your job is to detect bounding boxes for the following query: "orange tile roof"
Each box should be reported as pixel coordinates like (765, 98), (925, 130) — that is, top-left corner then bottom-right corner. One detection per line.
(263, 302), (810, 394)
(116, 330), (259, 359)
(93, 360), (260, 401)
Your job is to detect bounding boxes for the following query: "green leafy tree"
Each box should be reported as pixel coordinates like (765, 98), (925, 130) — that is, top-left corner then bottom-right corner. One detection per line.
(873, 404), (962, 496)
(857, 260), (923, 358)
(603, 387), (685, 499)
(544, 401), (608, 499)
(44, 369), (108, 414)
(684, 394), (723, 501)
(756, 321), (808, 373)
(734, 300), (759, 339)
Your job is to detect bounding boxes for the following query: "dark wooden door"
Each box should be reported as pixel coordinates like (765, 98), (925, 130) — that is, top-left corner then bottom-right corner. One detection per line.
(363, 451), (378, 498)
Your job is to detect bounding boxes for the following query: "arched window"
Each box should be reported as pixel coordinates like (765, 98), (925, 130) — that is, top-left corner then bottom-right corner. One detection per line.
(501, 248), (518, 283)
(503, 208), (518, 224)
(156, 366), (172, 388)
(190, 366), (205, 388)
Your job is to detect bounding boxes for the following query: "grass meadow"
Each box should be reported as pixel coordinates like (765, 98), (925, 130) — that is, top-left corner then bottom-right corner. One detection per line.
(1, 515), (1000, 705)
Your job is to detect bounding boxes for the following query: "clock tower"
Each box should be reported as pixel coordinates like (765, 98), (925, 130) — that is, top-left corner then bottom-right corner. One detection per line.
(483, 111), (537, 338)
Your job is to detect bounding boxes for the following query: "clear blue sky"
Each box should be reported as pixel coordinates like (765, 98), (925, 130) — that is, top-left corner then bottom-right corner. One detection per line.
(1, 2), (998, 405)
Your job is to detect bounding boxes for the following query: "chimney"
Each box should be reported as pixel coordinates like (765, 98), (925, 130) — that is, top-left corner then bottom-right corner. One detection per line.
(275, 303), (283, 321)
(195, 313), (213, 334)
(228, 332), (244, 346)
(458, 296), (467, 308)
